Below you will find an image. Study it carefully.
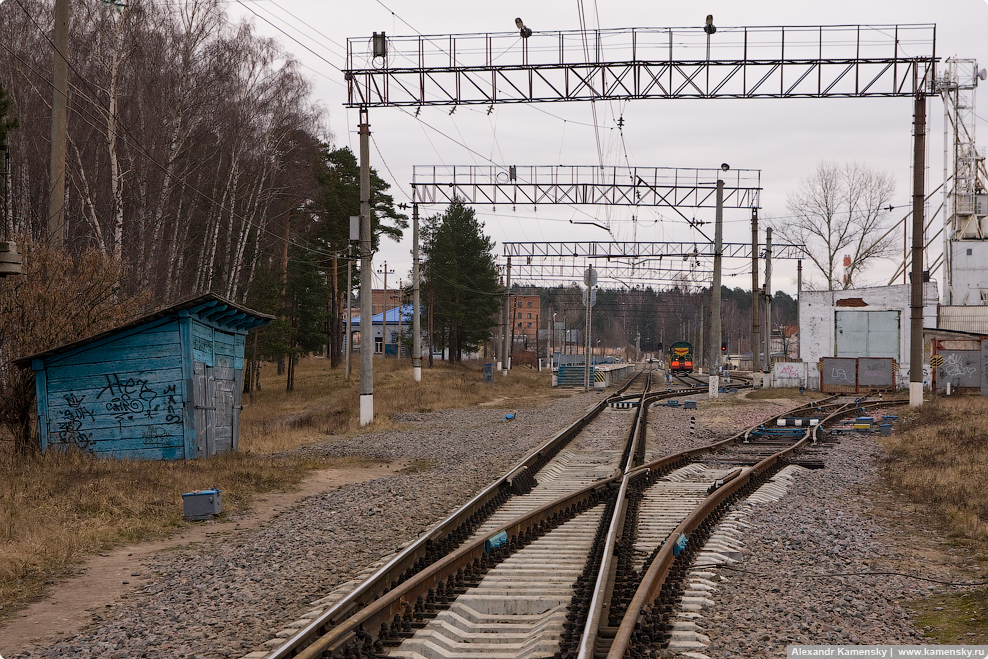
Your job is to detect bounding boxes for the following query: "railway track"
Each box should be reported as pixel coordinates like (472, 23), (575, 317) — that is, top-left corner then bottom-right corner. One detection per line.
(260, 374), (904, 659)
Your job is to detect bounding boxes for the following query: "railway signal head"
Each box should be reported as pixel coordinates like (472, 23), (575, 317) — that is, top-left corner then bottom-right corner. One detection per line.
(721, 342), (727, 352)
(657, 342), (663, 351)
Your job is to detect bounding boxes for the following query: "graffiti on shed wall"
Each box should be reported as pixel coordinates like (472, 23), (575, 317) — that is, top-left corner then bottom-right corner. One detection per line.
(51, 372), (184, 451)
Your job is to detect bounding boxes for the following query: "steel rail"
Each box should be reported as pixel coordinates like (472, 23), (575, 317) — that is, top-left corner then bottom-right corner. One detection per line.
(267, 369), (645, 658)
(604, 397), (903, 659)
(574, 391), (836, 659)
(289, 376), (699, 659)
(292, 477), (619, 659)
(577, 379), (653, 659)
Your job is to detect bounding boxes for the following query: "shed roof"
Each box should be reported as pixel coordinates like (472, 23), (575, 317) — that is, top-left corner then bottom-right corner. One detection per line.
(14, 292), (274, 367)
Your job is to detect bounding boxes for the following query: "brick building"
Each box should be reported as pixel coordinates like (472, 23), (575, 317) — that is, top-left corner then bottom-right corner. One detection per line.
(510, 294), (541, 351)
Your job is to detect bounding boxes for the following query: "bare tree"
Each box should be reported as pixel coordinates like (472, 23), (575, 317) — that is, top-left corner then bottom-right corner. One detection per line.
(0, 0), (322, 303)
(773, 161), (896, 291)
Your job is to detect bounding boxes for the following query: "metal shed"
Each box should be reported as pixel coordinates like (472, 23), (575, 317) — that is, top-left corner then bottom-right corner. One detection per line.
(15, 293), (273, 460)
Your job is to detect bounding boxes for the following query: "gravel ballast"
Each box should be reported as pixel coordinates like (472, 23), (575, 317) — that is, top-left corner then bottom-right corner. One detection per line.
(6, 390), (602, 659)
(4, 386), (967, 658)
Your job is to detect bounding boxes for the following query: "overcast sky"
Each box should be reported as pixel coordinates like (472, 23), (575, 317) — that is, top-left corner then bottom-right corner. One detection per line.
(229, 0), (988, 296)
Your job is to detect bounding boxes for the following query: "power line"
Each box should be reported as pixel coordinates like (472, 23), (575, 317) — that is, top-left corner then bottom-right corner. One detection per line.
(8, 0), (340, 260)
(234, 0), (346, 80)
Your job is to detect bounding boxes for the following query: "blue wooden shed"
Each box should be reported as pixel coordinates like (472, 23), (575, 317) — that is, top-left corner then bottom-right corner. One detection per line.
(15, 293), (273, 460)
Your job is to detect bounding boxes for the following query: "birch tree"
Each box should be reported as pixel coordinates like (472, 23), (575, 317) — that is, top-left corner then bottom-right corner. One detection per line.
(772, 161), (896, 291)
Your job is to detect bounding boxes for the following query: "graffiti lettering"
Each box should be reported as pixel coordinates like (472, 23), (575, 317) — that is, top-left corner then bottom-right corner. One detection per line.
(97, 373), (161, 426)
(776, 364), (801, 379)
(830, 367), (853, 383)
(940, 353), (978, 379)
(54, 418), (94, 450)
(56, 374), (185, 449)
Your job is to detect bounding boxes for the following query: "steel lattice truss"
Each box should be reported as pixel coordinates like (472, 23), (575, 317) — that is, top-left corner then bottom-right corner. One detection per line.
(412, 165), (760, 208)
(502, 241), (806, 260)
(345, 24), (936, 107)
(498, 260), (715, 287)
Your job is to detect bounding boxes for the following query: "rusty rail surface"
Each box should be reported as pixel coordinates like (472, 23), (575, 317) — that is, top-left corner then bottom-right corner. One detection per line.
(293, 478), (618, 659)
(268, 368), (647, 658)
(603, 397), (905, 659)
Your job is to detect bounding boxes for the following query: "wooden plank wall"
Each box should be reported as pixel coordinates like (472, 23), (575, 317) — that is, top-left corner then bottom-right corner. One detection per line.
(42, 321), (187, 460)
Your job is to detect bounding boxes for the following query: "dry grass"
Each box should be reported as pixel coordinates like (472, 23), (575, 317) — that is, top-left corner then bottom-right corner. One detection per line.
(883, 397), (988, 643)
(240, 357), (555, 453)
(879, 397), (988, 544)
(0, 356), (556, 616)
(0, 447), (327, 613)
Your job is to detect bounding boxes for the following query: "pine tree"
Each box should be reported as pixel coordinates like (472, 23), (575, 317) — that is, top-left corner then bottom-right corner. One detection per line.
(310, 146), (407, 366)
(421, 199), (501, 362)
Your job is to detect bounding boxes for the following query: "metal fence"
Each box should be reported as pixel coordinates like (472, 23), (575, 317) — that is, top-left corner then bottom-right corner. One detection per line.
(820, 357), (896, 394)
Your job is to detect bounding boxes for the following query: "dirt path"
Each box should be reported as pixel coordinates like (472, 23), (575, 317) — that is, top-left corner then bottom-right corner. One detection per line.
(0, 461), (403, 653)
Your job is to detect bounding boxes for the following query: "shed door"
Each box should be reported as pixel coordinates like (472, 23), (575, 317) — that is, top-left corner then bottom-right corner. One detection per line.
(193, 362), (208, 456)
(210, 366), (237, 454)
(193, 363), (240, 456)
(835, 311), (900, 359)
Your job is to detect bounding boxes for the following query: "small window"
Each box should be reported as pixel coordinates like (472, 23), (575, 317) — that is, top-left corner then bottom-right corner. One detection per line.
(518, 322), (523, 328)
(527, 313), (532, 319)
(968, 248), (973, 256)
(527, 322), (532, 328)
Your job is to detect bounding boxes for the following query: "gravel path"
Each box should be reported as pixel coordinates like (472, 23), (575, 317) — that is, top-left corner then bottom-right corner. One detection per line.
(7, 389), (603, 659)
(6, 386), (966, 659)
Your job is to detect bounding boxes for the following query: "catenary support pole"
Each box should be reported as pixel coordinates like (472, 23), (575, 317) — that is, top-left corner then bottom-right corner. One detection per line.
(584, 288), (591, 391)
(502, 257), (511, 375)
(412, 203), (422, 382)
(796, 259), (802, 362)
(910, 89), (928, 407)
(359, 108), (374, 426)
(709, 178), (724, 397)
(47, 0), (69, 244)
(764, 227), (773, 377)
(751, 208), (761, 374)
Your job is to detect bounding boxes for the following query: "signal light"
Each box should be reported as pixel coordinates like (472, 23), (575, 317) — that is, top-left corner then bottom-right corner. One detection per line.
(657, 342), (663, 351)
(721, 342), (727, 352)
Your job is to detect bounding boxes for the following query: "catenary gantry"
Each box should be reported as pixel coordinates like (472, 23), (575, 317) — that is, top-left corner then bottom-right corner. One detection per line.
(345, 24), (936, 107)
(502, 241), (804, 260)
(411, 165), (760, 209)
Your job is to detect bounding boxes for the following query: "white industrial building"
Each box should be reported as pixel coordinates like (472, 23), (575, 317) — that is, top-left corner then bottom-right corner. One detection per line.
(799, 282), (939, 390)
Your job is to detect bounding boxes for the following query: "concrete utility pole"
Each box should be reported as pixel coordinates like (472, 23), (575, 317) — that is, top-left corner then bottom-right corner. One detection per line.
(502, 257), (511, 375)
(550, 307), (555, 366)
(751, 208), (761, 374)
(358, 109), (373, 426)
(910, 88), (928, 408)
(796, 259), (802, 362)
(378, 261), (393, 357)
(764, 227), (773, 375)
(709, 177), (725, 397)
(47, 0), (69, 244)
(412, 203), (422, 382)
